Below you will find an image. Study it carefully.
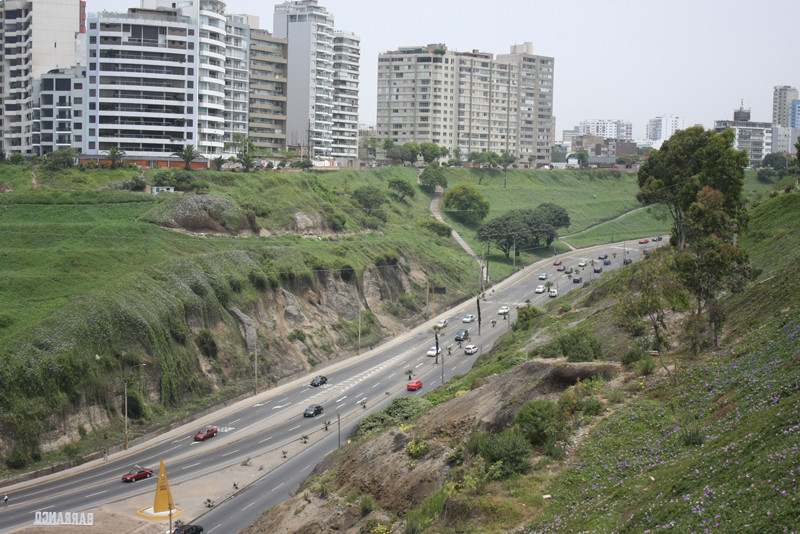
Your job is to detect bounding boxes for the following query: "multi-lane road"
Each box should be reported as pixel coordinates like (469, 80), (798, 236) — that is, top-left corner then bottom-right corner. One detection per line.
(0, 240), (663, 533)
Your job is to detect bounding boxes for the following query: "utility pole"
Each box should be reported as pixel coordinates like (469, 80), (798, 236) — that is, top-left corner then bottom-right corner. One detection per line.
(357, 310), (362, 355)
(337, 412), (341, 448)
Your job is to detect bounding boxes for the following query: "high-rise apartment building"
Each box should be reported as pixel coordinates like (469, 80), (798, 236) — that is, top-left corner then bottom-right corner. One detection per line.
(376, 42), (554, 165)
(789, 99), (800, 129)
(31, 66), (85, 156)
(224, 14), (252, 147)
(772, 85), (798, 128)
(331, 30), (359, 166)
(274, 0), (347, 160)
(646, 114), (686, 144)
(84, 7), (197, 160)
(248, 28), (287, 153)
(715, 106), (772, 168)
(579, 119), (632, 140)
(1, 0), (85, 155)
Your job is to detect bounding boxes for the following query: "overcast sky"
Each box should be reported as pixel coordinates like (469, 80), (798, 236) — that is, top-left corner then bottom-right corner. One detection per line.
(96, 0), (798, 140)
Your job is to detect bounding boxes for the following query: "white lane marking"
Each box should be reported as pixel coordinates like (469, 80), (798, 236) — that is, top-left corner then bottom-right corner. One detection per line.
(273, 404), (289, 410)
(38, 505), (54, 511)
(85, 490), (107, 498)
(241, 501), (255, 511)
(388, 373), (396, 378)
(271, 482), (285, 492)
(208, 525), (223, 533)
(259, 436), (272, 444)
(229, 418), (241, 424)
(221, 449), (240, 457)
(304, 464), (311, 471)
(162, 445), (181, 454)
(182, 462), (201, 470)
(336, 395), (348, 402)
(356, 397), (367, 405)
(371, 382), (380, 388)
(171, 437), (188, 444)
(337, 403), (346, 409)
(254, 403), (265, 407)
(415, 363), (424, 368)
(288, 425), (301, 431)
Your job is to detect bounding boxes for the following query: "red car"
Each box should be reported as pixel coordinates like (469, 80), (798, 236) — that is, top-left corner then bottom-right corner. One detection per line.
(407, 379), (423, 391)
(639, 238), (650, 244)
(122, 465), (153, 482)
(194, 426), (218, 441)
(553, 259), (562, 265)
(556, 264), (566, 271)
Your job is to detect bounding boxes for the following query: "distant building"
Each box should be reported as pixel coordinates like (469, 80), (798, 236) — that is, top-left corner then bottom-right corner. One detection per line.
(714, 106), (772, 168)
(31, 67), (86, 157)
(771, 125), (800, 156)
(578, 119), (632, 140)
(772, 85), (798, 128)
(331, 30), (360, 167)
(789, 99), (800, 129)
(377, 42), (554, 165)
(646, 114), (687, 146)
(248, 28), (288, 153)
(570, 134), (604, 154)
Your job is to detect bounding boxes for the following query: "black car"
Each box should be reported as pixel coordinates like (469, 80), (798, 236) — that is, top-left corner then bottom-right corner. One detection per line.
(603, 258), (611, 265)
(304, 404), (323, 417)
(598, 254), (608, 260)
(594, 266), (603, 273)
(455, 329), (470, 342)
(174, 526), (204, 534)
(573, 276), (583, 283)
(564, 267), (573, 274)
(310, 375), (327, 387)
(623, 257), (633, 265)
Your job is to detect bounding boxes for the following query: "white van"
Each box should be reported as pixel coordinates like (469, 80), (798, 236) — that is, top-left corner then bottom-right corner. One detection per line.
(549, 288), (558, 298)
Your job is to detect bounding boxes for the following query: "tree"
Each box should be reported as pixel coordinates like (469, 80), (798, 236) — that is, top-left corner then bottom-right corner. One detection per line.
(361, 136), (378, 158)
(419, 162), (447, 192)
(382, 138), (395, 151)
(237, 151), (256, 172)
(385, 146), (404, 164)
(420, 142), (441, 164)
(534, 202), (571, 231)
(402, 142), (421, 164)
(476, 203), (570, 258)
(353, 185), (385, 210)
(567, 149), (588, 168)
(105, 147), (125, 169)
(476, 213), (529, 259)
(439, 146), (450, 160)
(756, 168), (778, 184)
(637, 126), (748, 249)
(43, 148), (78, 170)
(442, 184), (489, 225)
(211, 156), (225, 171)
(452, 148), (463, 164)
(172, 144), (200, 170)
(387, 179), (415, 201)
(500, 150), (517, 188)
(762, 152), (787, 171)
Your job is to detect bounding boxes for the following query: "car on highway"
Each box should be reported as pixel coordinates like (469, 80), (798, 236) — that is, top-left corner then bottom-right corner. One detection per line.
(564, 267), (573, 274)
(407, 379), (423, 391)
(553, 259), (562, 265)
(639, 238), (650, 244)
(435, 319), (448, 329)
(623, 257), (633, 265)
(498, 305), (510, 315)
(304, 404), (323, 417)
(455, 329), (470, 342)
(556, 264), (566, 271)
(655, 235), (663, 241)
(173, 526), (204, 534)
(598, 254), (608, 260)
(594, 266), (603, 273)
(194, 426), (218, 441)
(426, 346), (441, 357)
(549, 288), (558, 298)
(538, 272), (548, 280)
(310, 375), (327, 387)
(578, 260), (587, 267)
(464, 344), (478, 355)
(573, 276), (583, 283)
(122, 465), (153, 482)
(535, 284), (546, 293)
(462, 314), (475, 323)
(603, 258), (611, 265)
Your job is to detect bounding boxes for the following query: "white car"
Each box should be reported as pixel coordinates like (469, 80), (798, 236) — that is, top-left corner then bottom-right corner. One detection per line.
(464, 344), (478, 355)
(578, 260), (587, 267)
(498, 305), (510, 315)
(549, 288), (558, 298)
(435, 319), (448, 329)
(462, 314), (476, 323)
(426, 346), (441, 357)
(535, 285), (545, 294)
(538, 272), (548, 280)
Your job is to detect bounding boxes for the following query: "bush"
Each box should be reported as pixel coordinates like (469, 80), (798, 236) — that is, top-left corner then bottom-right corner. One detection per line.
(557, 328), (603, 362)
(360, 494), (374, 516)
(514, 399), (566, 446)
(287, 328), (307, 343)
(326, 210), (347, 231)
(638, 354), (657, 376)
(621, 346), (644, 366)
(196, 329), (218, 358)
(406, 437), (428, 459)
(353, 185), (385, 210)
(679, 426), (705, 446)
(417, 219), (452, 237)
(476, 429), (531, 479)
(582, 397), (605, 416)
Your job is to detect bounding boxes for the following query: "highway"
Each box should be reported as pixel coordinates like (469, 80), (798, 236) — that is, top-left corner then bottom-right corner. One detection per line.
(0, 240), (663, 533)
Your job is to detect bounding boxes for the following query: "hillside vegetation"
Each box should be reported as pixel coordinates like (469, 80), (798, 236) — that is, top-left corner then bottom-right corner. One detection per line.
(0, 163), (675, 475)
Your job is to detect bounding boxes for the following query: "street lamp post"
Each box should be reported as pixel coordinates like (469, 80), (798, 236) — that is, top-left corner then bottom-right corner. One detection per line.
(123, 363), (146, 450)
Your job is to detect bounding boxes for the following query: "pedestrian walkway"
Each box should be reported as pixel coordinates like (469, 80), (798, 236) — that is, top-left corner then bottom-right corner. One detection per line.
(427, 185), (487, 283)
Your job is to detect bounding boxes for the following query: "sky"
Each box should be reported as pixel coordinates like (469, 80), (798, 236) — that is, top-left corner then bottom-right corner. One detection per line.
(94, 0), (799, 140)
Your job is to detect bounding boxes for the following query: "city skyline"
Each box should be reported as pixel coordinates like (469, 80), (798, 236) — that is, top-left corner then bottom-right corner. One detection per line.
(94, 0), (798, 139)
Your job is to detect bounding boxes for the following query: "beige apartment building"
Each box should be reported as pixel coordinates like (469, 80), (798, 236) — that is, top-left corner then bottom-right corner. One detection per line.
(248, 28), (287, 153)
(377, 42), (554, 165)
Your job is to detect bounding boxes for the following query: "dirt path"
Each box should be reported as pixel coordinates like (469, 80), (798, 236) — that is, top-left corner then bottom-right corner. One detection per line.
(31, 165), (39, 188)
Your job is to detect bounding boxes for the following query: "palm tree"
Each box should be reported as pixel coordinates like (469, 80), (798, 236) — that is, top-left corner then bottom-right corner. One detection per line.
(172, 144), (199, 170)
(236, 151), (256, 172)
(105, 147), (126, 169)
(211, 156), (225, 171)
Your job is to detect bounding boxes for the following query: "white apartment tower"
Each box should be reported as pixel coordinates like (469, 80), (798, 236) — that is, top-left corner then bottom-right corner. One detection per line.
(772, 85), (798, 128)
(578, 119), (632, 139)
(84, 8), (197, 159)
(1, 0), (85, 155)
(141, 0), (227, 158)
(647, 114), (687, 144)
(377, 42), (554, 165)
(331, 30), (359, 166)
(715, 106), (772, 168)
(273, 0), (334, 158)
(224, 14), (251, 147)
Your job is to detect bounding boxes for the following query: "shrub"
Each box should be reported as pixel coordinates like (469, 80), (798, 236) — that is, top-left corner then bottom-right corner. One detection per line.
(476, 429), (531, 479)
(353, 185), (385, 210)
(447, 445), (466, 466)
(638, 354), (657, 376)
(556, 328), (603, 362)
(360, 494), (374, 516)
(287, 328), (307, 343)
(514, 399), (567, 446)
(621, 346), (644, 366)
(197, 329), (218, 358)
(582, 397), (605, 416)
(680, 426), (705, 446)
(248, 270), (268, 291)
(513, 304), (542, 331)
(326, 210), (347, 231)
(362, 215), (383, 229)
(406, 437), (429, 459)
(417, 219), (452, 237)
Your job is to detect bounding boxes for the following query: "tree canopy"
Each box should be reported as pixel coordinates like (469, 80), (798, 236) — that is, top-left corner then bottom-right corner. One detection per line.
(762, 152), (787, 171)
(387, 179), (415, 201)
(637, 126), (748, 249)
(476, 204), (571, 259)
(353, 185), (385, 210)
(419, 162), (447, 192)
(420, 142), (442, 164)
(172, 144), (200, 170)
(442, 185), (489, 225)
